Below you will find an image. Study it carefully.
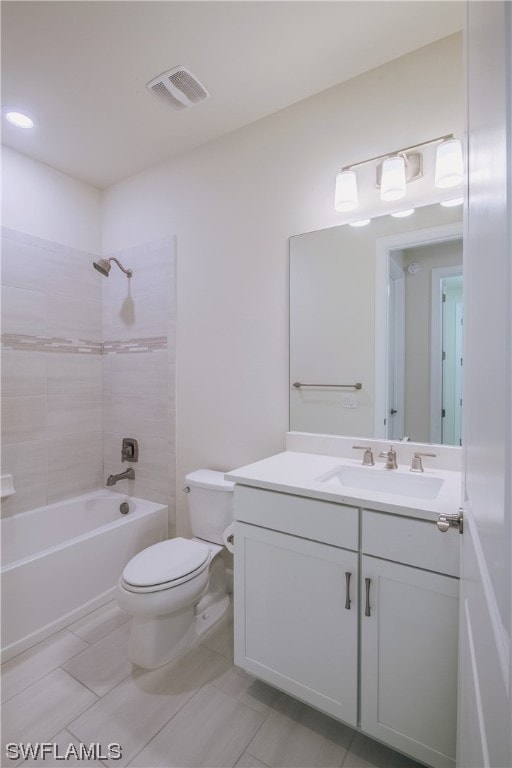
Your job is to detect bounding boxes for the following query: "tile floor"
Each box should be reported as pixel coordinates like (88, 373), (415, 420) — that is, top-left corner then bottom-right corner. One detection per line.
(1, 601), (424, 768)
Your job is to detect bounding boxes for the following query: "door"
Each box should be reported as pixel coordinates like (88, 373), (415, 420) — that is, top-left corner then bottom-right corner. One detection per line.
(458, 3), (512, 766)
(430, 265), (463, 445)
(387, 258), (405, 440)
(234, 522), (358, 725)
(361, 556), (459, 768)
(441, 275), (463, 446)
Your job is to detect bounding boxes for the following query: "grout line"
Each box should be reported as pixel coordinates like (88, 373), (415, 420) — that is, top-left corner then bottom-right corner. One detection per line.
(0, 634), (91, 704)
(339, 728), (357, 767)
(118, 682), (214, 768)
(67, 627), (94, 645)
(242, 751), (272, 768)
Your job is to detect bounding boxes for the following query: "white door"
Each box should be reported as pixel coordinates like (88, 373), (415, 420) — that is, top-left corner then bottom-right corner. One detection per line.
(458, 3), (512, 766)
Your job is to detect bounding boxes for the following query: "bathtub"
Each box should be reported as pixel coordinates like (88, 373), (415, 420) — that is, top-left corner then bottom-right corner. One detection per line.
(1, 490), (168, 661)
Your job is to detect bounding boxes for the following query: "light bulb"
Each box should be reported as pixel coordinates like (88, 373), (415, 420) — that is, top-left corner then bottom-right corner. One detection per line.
(4, 109), (35, 128)
(349, 219), (370, 228)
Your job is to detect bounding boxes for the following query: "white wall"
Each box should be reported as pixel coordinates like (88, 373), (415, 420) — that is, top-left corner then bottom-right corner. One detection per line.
(1, 146), (102, 253)
(102, 34), (463, 536)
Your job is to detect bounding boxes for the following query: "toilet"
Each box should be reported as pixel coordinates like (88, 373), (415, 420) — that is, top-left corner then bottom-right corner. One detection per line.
(117, 469), (234, 669)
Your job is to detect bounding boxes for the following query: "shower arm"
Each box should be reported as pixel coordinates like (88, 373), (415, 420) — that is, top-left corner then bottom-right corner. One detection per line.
(109, 257), (133, 278)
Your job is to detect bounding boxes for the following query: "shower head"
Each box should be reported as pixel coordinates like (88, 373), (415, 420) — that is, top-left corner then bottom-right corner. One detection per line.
(93, 258), (111, 276)
(92, 257), (132, 278)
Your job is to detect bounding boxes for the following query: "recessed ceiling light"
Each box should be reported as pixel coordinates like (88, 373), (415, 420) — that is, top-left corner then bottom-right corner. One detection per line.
(440, 197), (463, 207)
(391, 209), (415, 218)
(349, 219), (371, 228)
(3, 107), (36, 129)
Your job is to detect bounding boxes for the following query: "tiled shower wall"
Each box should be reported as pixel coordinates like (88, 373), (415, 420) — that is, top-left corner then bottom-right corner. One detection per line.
(102, 238), (176, 535)
(0, 228), (176, 532)
(1, 228), (104, 515)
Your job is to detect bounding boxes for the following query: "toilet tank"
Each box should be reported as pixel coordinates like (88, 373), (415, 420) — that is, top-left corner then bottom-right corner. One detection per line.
(185, 469), (234, 545)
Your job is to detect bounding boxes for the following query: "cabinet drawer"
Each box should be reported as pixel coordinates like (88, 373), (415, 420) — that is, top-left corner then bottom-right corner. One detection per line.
(362, 510), (459, 577)
(234, 485), (358, 550)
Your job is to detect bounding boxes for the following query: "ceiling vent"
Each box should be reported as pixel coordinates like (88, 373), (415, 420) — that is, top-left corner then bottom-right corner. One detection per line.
(146, 66), (210, 111)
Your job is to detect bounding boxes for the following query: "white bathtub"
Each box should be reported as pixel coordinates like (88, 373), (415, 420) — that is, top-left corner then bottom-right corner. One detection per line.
(1, 490), (168, 661)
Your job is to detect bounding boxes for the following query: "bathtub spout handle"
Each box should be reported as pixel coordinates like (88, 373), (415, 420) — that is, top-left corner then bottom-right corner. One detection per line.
(106, 468), (135, 486)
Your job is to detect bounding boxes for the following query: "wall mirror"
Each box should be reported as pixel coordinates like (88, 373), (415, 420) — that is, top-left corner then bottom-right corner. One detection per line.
(289, 202), (463, 445)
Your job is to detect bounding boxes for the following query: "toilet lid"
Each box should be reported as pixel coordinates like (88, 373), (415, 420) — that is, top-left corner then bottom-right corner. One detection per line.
(122, 537), (210, 588)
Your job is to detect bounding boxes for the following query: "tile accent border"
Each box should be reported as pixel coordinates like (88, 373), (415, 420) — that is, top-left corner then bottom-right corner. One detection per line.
(102, 337), (168, 354)
(1, 334), (167, 355)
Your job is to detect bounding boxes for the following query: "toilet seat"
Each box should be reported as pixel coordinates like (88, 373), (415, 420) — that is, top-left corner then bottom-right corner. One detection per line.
(121, 538), (211, 594)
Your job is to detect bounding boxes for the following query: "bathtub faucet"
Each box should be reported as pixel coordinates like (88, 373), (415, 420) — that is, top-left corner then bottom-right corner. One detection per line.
(106, 468), (135, 486)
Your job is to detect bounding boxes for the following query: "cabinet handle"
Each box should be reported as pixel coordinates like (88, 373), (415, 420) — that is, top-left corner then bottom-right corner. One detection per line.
(364, 577), (371, 617)
(345, 571), (352, 610)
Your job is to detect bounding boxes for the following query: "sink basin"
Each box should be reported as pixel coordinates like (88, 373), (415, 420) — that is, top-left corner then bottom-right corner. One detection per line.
(319, 465), (444, 500)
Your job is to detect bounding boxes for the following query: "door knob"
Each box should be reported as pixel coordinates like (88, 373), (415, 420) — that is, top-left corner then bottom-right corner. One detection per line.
(437, 516), (451, 533)
(436, 508), (464, 533)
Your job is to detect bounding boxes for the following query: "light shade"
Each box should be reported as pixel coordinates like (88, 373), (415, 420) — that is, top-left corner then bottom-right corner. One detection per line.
(334, 170), (358, 212)
(435, 138), (463, 188)
(380, 155), (406, 201)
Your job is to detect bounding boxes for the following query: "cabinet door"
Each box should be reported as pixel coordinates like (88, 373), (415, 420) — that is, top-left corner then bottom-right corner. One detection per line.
(361, 556), (459, 768)
(234, 521), (358, 726)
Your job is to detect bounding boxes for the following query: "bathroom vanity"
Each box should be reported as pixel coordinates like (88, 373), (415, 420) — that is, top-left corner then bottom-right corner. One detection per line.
(227, 440), (462, 768)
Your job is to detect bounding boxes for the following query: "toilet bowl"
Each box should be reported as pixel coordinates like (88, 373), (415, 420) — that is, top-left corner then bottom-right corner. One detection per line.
(117, 469), (234, 669)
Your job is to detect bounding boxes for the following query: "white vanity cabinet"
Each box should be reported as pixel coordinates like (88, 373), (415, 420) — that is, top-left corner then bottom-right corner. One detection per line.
(361, 509), (459, 768)
(233, 483), (460, 768)
(233, 485), (359, 725)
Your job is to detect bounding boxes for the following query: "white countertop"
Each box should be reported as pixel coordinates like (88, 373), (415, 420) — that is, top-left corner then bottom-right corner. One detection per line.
(226, 450), (462, 522)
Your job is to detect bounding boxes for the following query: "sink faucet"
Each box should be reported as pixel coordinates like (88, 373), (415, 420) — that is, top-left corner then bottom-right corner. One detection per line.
(410, 451), (437, 473)
(379, 445), (398, 470)
(352, 445), (375, 466)
(106, 467), (135, 486)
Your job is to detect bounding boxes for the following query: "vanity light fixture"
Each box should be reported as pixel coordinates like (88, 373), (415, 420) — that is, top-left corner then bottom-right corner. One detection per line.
(334, 133), (461, 214)
(391, 208), (415, 217)
(349, 218), (371, 227)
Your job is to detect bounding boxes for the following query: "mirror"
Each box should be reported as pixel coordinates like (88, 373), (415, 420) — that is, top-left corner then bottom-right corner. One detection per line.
(290, 202), (463, 445)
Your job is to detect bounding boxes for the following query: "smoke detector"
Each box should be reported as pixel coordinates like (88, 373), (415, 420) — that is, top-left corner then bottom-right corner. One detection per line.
(146, 66), (210, 111)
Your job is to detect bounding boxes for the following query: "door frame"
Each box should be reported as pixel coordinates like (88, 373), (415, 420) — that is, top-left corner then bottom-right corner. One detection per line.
(430, 265), (464, 444)
(387, 258), (405, 440)
(374, 222), (463, 438)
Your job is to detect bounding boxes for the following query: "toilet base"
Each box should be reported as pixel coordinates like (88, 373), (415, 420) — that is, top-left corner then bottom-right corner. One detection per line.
(129, 603), (197, 669)
(128, 594), (231, 669)
(195, 593), (230, 637)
